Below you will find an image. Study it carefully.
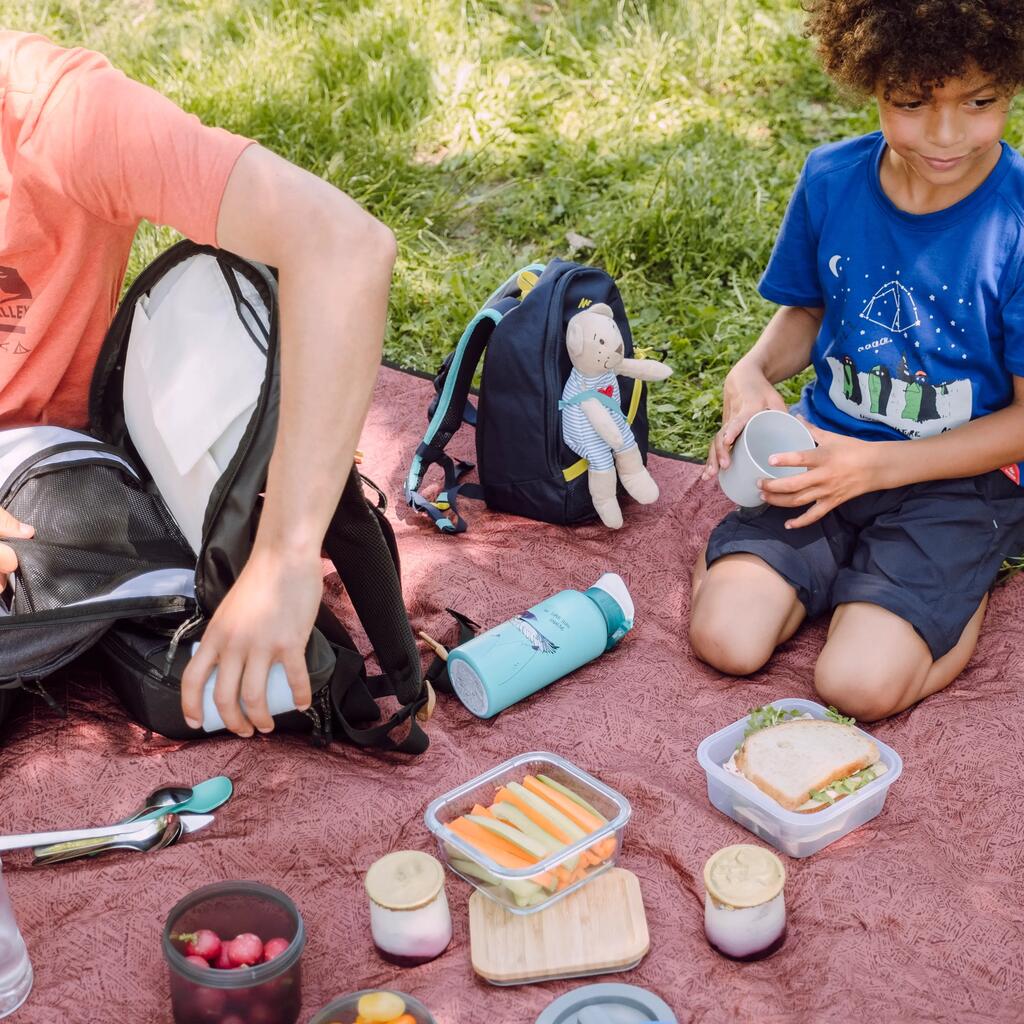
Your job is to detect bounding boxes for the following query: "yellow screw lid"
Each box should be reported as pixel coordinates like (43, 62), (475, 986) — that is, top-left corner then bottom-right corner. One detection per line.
(365, 850), (445, 912)
(703, 844), (786, 909)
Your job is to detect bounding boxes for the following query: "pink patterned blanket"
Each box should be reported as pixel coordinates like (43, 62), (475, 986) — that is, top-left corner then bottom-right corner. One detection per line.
(2, 366), (1022, 1023)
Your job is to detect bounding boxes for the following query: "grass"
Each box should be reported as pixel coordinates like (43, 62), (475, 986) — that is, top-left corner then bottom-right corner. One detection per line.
(11, 0), (1024, 458)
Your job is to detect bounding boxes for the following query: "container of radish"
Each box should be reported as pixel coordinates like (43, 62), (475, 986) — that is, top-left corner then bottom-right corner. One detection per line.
(163, 880), (305, 1024)
(424, 752), (631, 915)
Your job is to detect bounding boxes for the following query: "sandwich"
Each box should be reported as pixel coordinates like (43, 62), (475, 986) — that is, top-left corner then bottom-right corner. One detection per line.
(724, 706), (888, 814)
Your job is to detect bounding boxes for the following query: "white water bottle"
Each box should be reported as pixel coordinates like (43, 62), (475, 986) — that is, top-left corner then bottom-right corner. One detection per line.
(193, 643), (298, 732)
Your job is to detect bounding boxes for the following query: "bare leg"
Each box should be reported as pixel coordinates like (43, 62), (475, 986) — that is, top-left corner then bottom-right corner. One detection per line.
(814, 596), (988, 721)
(689, 543), (806, 676)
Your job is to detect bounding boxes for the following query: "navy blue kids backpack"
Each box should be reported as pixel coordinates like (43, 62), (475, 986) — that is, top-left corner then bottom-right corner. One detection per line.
(404, 259), (650, 532)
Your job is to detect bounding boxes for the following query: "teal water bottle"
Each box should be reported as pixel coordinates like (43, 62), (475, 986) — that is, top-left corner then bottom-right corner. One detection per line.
(446, 573), (634, 719)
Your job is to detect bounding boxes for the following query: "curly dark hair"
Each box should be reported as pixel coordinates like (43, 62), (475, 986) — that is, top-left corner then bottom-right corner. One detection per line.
(804, 1), (1024, 97)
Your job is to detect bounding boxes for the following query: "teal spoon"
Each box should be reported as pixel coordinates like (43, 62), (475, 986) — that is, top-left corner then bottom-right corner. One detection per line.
(136, 776), (233, 821)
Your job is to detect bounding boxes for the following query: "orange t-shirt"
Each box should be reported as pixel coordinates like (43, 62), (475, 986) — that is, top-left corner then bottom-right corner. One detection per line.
(0, 32), (253, 428)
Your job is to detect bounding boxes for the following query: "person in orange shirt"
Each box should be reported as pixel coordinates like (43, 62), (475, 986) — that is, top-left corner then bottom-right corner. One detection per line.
(0, 32), (396, 737)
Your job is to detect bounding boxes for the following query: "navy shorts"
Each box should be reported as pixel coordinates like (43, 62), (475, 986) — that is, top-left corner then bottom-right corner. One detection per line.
(705, 469), (1024, 660)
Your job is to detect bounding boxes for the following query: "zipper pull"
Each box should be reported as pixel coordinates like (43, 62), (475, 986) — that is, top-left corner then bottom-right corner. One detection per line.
(21, 677), (65, 718)
(164, 612), (204, 678)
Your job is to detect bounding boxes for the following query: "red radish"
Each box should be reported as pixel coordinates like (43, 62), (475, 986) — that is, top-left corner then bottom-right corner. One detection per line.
(226, 932), (264, 967)
(262, 937), (290, 962)
(246, 1005), (278, 1024)
(185, 954), (209, 969)
(192, 986), (227, 1016)
(174, 928), (222, 961)
(213, 946), (234, 970)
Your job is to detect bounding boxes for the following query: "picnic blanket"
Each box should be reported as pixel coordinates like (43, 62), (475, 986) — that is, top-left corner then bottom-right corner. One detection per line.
(2, 364), (1023, 1024)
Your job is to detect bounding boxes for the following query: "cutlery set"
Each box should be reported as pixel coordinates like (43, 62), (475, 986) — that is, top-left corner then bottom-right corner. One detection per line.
(0, 775), (232, 866)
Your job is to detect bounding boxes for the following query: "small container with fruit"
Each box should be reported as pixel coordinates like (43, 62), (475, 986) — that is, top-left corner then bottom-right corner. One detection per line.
(163, 881), (304, 1024)
(424, 751), (631, 915)
(309, 989), (436, 1024)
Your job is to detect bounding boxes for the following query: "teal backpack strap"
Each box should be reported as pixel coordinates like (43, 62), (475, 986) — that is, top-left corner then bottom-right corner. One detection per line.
(558, 389), (621, 415)
(404, 263), (545, 534)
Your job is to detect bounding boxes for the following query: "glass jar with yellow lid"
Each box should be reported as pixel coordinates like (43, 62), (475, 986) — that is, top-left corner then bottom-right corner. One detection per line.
(703, 844), (786, 961)
(365, 851), (452, 968)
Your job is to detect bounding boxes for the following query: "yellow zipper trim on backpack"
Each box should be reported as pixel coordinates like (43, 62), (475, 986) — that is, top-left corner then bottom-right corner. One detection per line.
(562, 379), (645, 481)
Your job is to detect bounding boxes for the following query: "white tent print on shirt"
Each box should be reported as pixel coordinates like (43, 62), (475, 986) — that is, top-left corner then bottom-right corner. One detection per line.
(859, 280), (920, 333)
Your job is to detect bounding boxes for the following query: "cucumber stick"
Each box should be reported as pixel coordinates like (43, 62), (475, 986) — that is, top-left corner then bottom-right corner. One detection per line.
(492, 801), (579, 872)
(465, 814), (551, 860)
(447, 853), (548, 905)
(507, 781), (588, 842)
(536, 774), (607, 822)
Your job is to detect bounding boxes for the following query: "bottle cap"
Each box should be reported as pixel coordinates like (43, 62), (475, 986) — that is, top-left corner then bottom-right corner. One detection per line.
(703, 844), (785, 909)
(365, 851), (445, 912)
(584, 572), (635, 650)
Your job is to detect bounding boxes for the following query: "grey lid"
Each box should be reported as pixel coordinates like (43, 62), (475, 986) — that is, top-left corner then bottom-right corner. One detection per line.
(536, 983), (677, 1024)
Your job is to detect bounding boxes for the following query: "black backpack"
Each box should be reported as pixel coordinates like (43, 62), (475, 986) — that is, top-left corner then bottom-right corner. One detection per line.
(403, 259), (650, 533)
(0, 241), (432, 753)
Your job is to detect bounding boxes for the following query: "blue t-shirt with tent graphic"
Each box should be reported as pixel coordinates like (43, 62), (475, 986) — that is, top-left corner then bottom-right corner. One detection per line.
(759, 131), (1024, 484)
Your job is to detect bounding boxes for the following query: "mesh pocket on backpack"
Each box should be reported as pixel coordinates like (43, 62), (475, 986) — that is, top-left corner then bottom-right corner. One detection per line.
(3, 460), (194, 616)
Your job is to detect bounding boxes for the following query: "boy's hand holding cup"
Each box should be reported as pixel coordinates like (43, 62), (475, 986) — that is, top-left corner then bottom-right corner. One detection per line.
(716, 409), (817, 509)
(703, 361), (789, 480)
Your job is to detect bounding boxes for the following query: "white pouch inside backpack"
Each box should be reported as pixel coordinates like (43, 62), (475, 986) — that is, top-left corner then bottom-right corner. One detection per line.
(123, 255), (269, 552)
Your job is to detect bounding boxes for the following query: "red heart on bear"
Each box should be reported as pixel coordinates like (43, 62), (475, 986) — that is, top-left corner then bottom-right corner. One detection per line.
(598, 385), (614, 397)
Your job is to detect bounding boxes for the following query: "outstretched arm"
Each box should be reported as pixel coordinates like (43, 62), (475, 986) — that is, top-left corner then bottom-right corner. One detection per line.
(617, 357), (673, 382)
(179, 145), (396, 736)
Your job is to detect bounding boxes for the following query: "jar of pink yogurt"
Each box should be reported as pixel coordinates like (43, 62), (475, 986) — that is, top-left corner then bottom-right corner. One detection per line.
(703, 844), (787, 961)
(365, 851), (452, 968)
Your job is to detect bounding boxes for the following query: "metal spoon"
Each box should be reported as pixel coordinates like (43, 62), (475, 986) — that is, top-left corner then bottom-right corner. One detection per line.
(127, 785), (193, 820)
(133, 776), (233, 821)
(31, 814), (181, 865)
(32, 813), (215, 866)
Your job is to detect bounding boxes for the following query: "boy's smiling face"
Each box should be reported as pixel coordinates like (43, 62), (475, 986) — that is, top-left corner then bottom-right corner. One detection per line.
(876, 65), (1012, 211)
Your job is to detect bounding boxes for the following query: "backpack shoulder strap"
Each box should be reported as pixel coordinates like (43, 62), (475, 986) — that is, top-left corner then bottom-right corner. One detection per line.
(322, 466), (430, 753)
(404, 263), (545, 534)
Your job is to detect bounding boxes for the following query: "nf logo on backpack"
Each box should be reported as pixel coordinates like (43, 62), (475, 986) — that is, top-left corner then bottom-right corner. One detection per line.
(0, 266), (32, 351)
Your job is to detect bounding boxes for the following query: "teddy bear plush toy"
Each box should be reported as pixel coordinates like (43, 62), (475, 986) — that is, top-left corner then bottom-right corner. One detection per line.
(560, 302), (673, 529)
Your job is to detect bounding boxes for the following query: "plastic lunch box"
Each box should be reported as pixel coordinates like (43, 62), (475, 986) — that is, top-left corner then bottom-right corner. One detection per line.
(424, 752), (631, 915)
(308, 990), (436, 1024)
(695, 698), (903, 858)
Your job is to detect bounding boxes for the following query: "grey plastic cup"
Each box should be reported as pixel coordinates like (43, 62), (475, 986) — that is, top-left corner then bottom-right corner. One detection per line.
(718, 410), (815, 507)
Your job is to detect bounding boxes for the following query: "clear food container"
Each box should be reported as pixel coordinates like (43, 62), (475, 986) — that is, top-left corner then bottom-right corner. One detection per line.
(424, 752), (631, 915)
(695, 698), (903, 858)
(163, 881), (304, 1024)
(309, 989), (436, 1024)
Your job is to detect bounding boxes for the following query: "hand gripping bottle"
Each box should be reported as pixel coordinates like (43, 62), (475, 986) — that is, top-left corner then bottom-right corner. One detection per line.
(446, 573), (634, 718)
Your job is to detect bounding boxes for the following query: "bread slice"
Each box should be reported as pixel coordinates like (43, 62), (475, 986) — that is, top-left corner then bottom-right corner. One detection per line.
(734, 720), (880, 813)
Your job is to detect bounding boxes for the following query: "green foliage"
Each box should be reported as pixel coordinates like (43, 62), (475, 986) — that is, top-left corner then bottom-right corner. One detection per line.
(11, 0), (1024, 456)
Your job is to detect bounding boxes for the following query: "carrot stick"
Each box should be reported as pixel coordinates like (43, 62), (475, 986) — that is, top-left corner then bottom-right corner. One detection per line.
(473, 804), (496, 819)
(448, 818), (536, 865)
(447, 818), (555, 887)
(523, 776), (605, 833)
(494, 786), (574, 844)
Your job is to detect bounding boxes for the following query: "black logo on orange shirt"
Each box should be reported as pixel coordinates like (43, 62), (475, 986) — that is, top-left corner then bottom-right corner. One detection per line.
(0, 266), (32, 354)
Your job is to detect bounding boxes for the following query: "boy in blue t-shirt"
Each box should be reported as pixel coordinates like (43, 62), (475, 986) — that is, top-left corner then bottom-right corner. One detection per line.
(690, 1), (1024, 721)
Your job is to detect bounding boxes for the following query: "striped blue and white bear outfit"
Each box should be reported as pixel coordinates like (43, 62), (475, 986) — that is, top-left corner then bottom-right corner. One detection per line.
(560, 368), (636, 471)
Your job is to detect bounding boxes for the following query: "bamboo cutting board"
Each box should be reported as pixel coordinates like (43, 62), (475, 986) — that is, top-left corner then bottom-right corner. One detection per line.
(469, 868), (650, 985)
